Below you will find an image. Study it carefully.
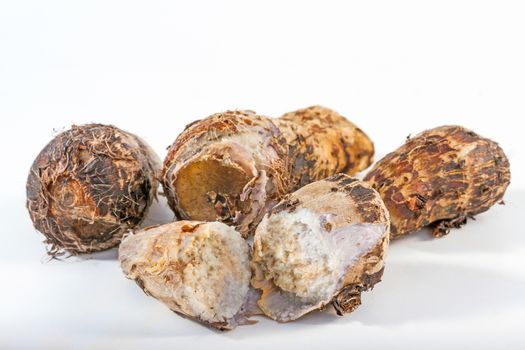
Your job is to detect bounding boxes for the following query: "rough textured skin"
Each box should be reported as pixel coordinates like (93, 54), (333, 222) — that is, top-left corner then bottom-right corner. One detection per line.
(276, 106), (375, 190)
(162, 107), (374, 237)
(251, 174), (390, 322)
(26, 124), (160, 256)
(364, 125), (511, 238)
(119, 221), (258, 330)
(161, 110), (290, 237)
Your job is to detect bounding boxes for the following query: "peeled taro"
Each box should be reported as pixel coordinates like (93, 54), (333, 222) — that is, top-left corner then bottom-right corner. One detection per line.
(119, 221), (259, 330)
(251, 174), (390, 321)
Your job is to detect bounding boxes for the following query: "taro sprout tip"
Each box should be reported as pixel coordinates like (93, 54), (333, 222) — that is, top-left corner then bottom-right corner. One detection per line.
(26, 124), (160, 256)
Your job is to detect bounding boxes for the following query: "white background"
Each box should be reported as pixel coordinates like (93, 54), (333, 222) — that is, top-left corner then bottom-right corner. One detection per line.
(1, 1), (524, 349)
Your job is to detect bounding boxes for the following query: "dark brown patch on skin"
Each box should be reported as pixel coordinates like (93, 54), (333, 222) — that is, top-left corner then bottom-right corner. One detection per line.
(348, 185), (376, 202)
(364, 125), (511, 238)
(327, 173), (358, 186)
(325, 174), (389, 225)
(326, 173), (347, 183)
(337, 183), (382, 223)
(26, 124), (160, 256)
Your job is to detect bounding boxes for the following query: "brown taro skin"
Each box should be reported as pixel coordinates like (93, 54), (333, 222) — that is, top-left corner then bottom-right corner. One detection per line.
(26, 124), (160, 256)
(161, 110), (291, 237)
(276, 106), (375, 190)
(364, 125), (511, 238)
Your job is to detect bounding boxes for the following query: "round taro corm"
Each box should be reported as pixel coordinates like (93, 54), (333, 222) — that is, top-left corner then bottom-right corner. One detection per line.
(26, 124), (160, 256)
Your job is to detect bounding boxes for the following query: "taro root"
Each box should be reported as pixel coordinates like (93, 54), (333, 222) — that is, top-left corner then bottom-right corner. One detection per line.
(251, 174), (390, 322)
(276, 106), (375, 190)
(26, 124), (160, 255)
(364, 125), (511, 238)
(161, 110), (290, 237)
(161, 107), (374, 237)
(119, 221), (259, 330)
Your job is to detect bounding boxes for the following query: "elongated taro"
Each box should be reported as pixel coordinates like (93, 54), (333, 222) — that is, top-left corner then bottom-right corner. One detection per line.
(364, 125), (511, 238)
